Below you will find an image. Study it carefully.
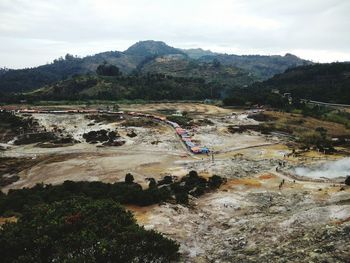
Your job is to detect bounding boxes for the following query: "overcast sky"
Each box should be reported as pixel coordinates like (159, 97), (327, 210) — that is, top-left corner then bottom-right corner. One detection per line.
(1, 0), (349, 69)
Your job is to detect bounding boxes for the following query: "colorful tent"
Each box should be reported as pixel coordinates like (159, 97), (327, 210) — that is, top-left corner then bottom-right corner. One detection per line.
(165, 117), (210, 154)
(200, 147), (210, 153)
(186, 141), (195, 148)
(176, 128), (187, 135)
(190, 146), (201, 153)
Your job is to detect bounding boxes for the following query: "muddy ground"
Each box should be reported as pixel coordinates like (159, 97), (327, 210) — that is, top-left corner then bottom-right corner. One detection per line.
(0, 103), (349, 262)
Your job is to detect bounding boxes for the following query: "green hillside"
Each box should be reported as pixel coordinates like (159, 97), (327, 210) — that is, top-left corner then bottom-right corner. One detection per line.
(199, 53), (311, 80)
(9, 56), (258, 102)
(124, 40), (184, 57)
(260, 62), (350, 103)
(224, 62), (350, 106)
(0, 40), (310, 95)
(23, 74), (223, 101)
(0, 52), (144, 93)
(139, 54), (257, 89)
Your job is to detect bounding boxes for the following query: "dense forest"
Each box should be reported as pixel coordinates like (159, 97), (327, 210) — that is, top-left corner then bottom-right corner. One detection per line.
(0, 54), (87, 93)
(260, 62), (350, 104)
(224, 62), (350, 106)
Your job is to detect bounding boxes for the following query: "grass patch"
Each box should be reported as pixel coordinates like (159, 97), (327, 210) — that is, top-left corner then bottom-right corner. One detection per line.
(123, 117), (159, 127)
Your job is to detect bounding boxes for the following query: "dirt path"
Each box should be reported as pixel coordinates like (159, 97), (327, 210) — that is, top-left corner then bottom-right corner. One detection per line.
(216, 142), (280, 154)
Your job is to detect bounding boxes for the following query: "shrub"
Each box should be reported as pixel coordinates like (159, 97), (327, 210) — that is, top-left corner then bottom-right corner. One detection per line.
(0, 198), (179, 262)
(175, 192), (189, 205)
(147, 178), (157, 189)
(125, 173), (134, 184)
(208, 175), (225, 189)
(158, 175), (173, 186)
(345, 176), (350, 186)
(166, 115), (192, 127)
(0, 172), (225, 214)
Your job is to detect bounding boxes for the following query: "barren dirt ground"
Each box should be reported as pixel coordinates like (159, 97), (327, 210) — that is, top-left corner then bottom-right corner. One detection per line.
(1, 103), (349, 262)
(120, 102), (233, 116)
(1, 104), (272, 191)
(129, 171), (350, 262)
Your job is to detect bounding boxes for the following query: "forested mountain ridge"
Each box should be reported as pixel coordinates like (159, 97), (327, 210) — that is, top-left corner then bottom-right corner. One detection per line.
(199, 53), (311, 80)
(0, 52), (143, 93)
(0, 68), (9, 75)
(0, 40), (310, 95)
(256, 62), (350, 104)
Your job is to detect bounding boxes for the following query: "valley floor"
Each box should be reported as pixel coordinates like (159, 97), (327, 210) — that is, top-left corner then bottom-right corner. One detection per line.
(0, 103), (349, 262)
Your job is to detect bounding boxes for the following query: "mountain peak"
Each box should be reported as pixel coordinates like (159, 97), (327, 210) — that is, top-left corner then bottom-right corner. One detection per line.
(124, 40), (184, 57)
(284, 53), (299, 58)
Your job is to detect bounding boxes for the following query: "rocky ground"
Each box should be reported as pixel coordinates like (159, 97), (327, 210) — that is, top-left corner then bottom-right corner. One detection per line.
(130, 171), (350, 262)
(0, 103), (349, 262)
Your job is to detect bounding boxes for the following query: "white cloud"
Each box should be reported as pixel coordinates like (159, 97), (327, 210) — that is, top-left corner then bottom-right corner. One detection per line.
(290, 49), (350, 63)
(0, 0), (349, 68)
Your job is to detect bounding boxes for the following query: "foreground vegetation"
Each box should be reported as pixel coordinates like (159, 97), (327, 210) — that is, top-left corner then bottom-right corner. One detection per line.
(0, 171), (224, 262)
(0, 171), (224, 216)
(0, 198), (179, 262)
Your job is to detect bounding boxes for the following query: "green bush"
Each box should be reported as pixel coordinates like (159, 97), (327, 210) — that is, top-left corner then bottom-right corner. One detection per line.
(175, 192), (189, 205)
(345, 176), (350, 186)
(166, 115), (192, 127)
(0, 198), (179, 262)
(0, 172), (225, 216)
(208, 175), (225, 189)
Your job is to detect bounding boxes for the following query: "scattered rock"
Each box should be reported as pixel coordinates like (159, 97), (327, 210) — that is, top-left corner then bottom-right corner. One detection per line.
(127, 130), (137, 138)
